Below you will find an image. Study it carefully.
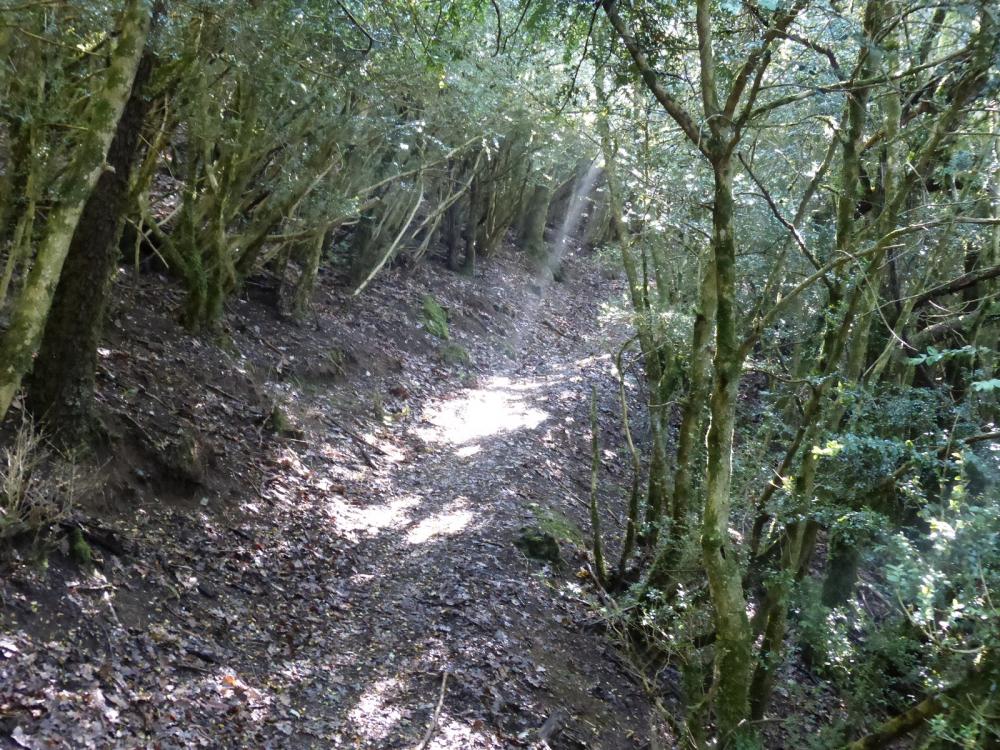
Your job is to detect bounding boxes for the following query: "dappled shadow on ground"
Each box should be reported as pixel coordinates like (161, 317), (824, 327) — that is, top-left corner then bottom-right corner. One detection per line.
(0, 249), (659, 748)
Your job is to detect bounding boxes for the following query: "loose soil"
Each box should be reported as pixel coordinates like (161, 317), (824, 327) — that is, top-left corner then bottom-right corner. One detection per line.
(1, 247), (668, 748)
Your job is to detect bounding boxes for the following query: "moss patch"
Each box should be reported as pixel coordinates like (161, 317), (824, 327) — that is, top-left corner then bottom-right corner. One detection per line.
(529, 502), (584, 546)
(69, 527), (92, 566)
(440, 343), (471, 366)
(515, 527), (562, 565)
(421, 294), (449, 339)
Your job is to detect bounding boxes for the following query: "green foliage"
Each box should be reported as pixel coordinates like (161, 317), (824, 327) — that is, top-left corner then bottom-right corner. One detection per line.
(906, 345), (986, 366)
(0, 0), (997, 745)
(971, 378), (1000, 393)
(795, 580), (923, 719)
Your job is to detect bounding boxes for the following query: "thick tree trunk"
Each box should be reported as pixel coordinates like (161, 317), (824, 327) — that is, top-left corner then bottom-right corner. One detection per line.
(445, 197), (464, 272)
(0, 0), (151, 424)
(463, 172), (483, 275)
(27, 50), (156, 439)
(291, 230), (331, 318)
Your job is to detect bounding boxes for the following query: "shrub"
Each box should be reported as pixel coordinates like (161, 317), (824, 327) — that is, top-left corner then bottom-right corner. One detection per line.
(1, 418), (74, 545)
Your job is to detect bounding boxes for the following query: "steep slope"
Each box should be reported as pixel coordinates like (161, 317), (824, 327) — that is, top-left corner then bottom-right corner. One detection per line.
(0, 248), (664, 748)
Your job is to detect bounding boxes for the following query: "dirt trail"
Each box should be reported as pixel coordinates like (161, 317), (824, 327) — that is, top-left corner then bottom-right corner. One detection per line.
(0, 251), (658, 749)
(324, 353), (648, 747)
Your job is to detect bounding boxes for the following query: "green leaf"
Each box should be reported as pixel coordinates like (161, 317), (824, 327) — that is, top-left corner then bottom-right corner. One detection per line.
(971, 378), (1000, 392)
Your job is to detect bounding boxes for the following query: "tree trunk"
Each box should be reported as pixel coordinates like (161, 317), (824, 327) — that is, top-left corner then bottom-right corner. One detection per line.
(520, 182), (551, 265)
(27, 49), (156, 440)
(463, 172), (483, 276)
(645, 255), (716, 590)
(445, 196), (464, 272)
(291, 230), (331, 318)
(0, 0), (152, 424)
(701, 154), (753, 738)
(842, 654), (998, 750)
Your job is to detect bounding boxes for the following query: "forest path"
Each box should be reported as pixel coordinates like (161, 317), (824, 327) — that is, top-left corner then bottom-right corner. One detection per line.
(331, 363), (645, 747)
(274, 260), (654, 748)
(0, 252), (657, 749)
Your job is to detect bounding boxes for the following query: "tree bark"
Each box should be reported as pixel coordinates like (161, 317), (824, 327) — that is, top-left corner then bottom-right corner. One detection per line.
(0, 0), (152, 424)
(701, 154), (753, 738)
(842, 654), (998, 750)
(646, 255), (716, 590)
(520, 182), (551, 265)
(27, 48), (156, 439)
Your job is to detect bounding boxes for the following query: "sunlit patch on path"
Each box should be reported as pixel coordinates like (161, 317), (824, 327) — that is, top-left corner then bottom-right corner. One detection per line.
(414, 375), (550, 447)
(349, 677), (406, 743)
(331, 493), (422, 539)
(406, 497), (474, 545)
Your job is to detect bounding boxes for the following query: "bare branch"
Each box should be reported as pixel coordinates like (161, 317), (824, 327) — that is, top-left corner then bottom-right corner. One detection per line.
(601, 0), (706, 154)
(336, 0), (373, 54)
(737, 152), (824, 277)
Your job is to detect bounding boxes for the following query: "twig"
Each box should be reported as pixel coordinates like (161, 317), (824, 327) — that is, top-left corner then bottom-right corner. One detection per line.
(335, 0), (374, 54)
(414, 671), (449, 750)
(737, 152), (820, 273)
(185, 645), (222, 663)
(585, 562), (616, 609)
(116, 410), (162, 444)
(205, 382), (241, 402)
(541, 319), (570, 338)
(174, 661), (211, 674)
(262, 339), (287, 357)
(558, 2), (599, 115)
(328, 418), (387, 456)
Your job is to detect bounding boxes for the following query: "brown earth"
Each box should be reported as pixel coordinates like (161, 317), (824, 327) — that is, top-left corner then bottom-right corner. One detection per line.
(0, 247), (670, 749)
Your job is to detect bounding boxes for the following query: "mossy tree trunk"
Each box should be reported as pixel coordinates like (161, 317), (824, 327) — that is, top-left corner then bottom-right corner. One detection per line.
(445, 195), (464, 272)
(602, 0), (809, 735)
(26, 47), (157, 440)
(645, 254), (715, 590)
(700, 153), (754, 738)
(290, 229), (332, 318)
(463, 170), (484, 276)
(520, 182), (551, 266)
(0, 0), (152, 424)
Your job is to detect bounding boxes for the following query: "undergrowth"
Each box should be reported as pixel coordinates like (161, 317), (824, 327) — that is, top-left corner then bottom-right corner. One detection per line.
(1, 417), (77, 551)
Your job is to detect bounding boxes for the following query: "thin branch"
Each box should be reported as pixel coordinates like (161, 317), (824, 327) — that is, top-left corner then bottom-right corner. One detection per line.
(351, 177), (424, 297)
(775, 29), (843, 79)
(601, 0), (705, 153)
(910, 262), (1000, 310)
(695, 0), (721, 120)
(747, 48), (970, 121)
(414, 671), (449, 750)
(724, 0), (807, 120)
(490, 0), (502, 56)
(336, 0), (373, 54)
(502, 0), (532, 52)
(737, 152), (821, 273)
(558, 2), (599, 115)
